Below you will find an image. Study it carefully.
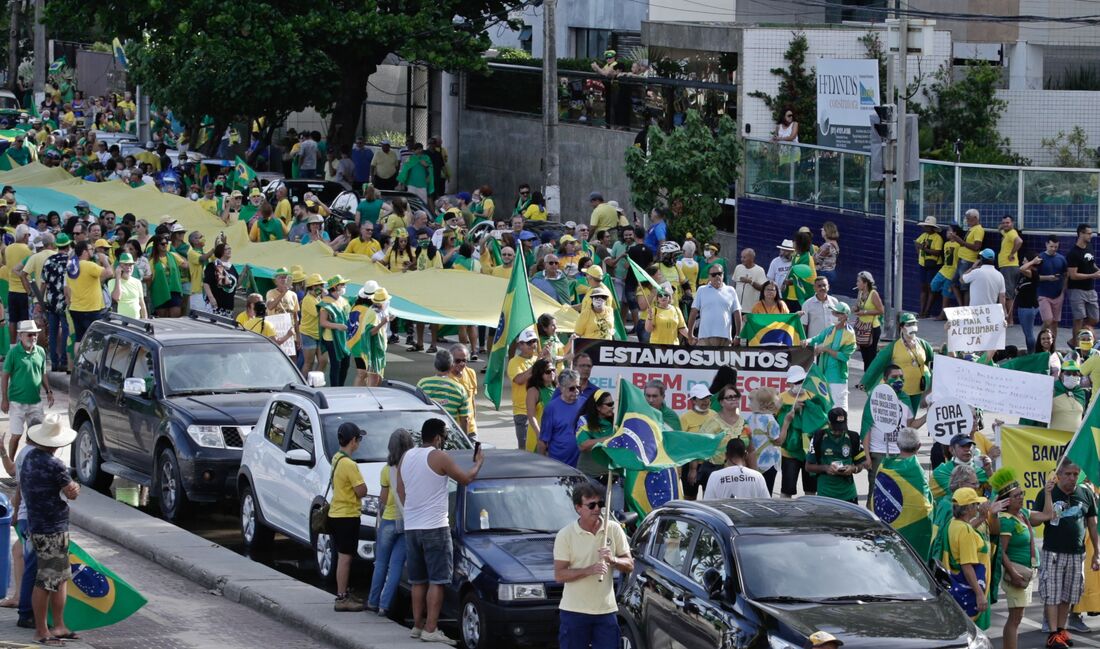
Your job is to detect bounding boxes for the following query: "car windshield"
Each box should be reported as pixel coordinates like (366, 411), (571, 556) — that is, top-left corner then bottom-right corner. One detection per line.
(464, 477), (586, 533)
(161, 343), (302, 395)
(735, 532), (935, 601)
(0, 96), (18, 110)
(321, 411), (472, 462)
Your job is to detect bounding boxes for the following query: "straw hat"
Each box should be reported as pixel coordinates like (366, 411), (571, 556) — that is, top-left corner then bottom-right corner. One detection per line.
(372, 288), (391, 303)
(28, 414), (77, 448)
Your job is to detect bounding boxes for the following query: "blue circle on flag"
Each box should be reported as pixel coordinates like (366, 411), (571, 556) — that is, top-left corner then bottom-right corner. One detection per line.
(873, 473), (903, 524)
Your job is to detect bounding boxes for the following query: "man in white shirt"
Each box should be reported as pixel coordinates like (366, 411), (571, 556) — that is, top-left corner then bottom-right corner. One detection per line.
(800, 276), (839, 338)
(960, 248), (1007, 313)
(732, 248), (767, 313)
(767, 239), (794, 288)
(688, 266), (742, 346)
(703, 439), (770, 500)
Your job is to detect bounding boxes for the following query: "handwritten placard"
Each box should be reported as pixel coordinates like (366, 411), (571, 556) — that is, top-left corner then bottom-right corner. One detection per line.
(930, 354), (1053, 423)
(868, 384), (905, 453)
(268, 312), (296, 357)
(927, 397), (975, 445)
(944, 305), (1006, 353)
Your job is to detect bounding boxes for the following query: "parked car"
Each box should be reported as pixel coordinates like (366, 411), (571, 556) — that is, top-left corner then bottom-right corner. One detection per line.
(68, 312), (317, 520)
(262, 178), (347, 209)
(618, 497), (990, 649)
(236, 383), (473, 582)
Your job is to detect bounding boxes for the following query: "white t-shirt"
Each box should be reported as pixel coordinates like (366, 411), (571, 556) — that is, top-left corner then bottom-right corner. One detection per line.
(703, 465), (770, 500)
(691, 284), (742, 340)
(767, 255), (792, 287)
(960, 264), (1006, 307)
(732, 263), (767, 313)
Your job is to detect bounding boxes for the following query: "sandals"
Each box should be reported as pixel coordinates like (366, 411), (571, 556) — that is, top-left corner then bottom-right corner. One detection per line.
(0, 596), (18, 608)
(34, 638), (63, 647)
(407, 344), (423, 352)
(426, 346), (438, 353)
(55, 632), (81, 640)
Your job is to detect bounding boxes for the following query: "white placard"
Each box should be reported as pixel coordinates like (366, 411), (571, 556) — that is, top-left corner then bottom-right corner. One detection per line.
(927, 397), (975, 445)
(868, 384), (905, 453)
(267, 312), (296, 357)
(930, 354), (1054, 423)
(944, 305), (1006, 353)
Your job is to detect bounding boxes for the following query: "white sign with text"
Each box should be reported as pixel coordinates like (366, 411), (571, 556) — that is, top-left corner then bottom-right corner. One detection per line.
(944, 305), (1006, 353)
(930, 354), (1053, 423)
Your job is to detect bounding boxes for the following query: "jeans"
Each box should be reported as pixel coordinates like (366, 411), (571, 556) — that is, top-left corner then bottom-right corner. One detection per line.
(1018, 306), (1040, 352)
(46, 311), (68, 368)
(559, 611), (619, 649)
(16, 520), (35, 623)
(367, 518), (407, 610)
(513, 415), (528, 449)
(404, 526), (453, 585)
(321, 339), (350, 388)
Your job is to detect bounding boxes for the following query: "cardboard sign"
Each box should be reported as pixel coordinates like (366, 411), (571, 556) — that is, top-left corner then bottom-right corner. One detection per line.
(869, 384), (904, 436)
(930, 354), (1054, 423)
(927, 398), (975, 445)
(267, 312), (296, 357)
(944, 305), (1006, 353)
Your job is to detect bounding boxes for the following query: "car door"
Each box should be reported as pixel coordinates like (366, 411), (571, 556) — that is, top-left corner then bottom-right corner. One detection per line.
(117, 345), (158, 469)
(281, 407), (321, 543)
(96, 336), (135, 463)
(641, 517), (700, 649)
(679, 527), (734, 649)
(253, 400), (294, 533)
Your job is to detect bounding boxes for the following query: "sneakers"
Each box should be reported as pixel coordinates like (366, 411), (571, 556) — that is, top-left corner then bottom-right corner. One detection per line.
(410, 628), (422, 639)
(1043, 619), (1052, 633)
(1069, 613), (1093, 633)
(1048, 631), (1070, 649)
(419, 629), (457, 646)
(334, 596), (365, 612)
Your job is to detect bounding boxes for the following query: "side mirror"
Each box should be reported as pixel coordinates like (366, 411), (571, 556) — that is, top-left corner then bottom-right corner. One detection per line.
(702, 567), (724, 599)
(122, 377), (146, 396)
(614, 510), (639, 528)
(307, 371), (326, 388)
(929, 559), (952, 589)
(286, 448), (314, 467)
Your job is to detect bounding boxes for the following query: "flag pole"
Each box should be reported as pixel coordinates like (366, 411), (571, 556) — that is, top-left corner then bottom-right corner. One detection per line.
(599, 375), (623, 583)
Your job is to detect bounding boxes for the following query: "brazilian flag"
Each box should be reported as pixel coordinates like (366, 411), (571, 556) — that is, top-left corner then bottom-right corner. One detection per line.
(600, 272), (628, 341)
(347, 304), (370, 357)
(593, 379), (723, 516)
(740, 313), (805, 347)
(49, 539), (147, 631)
(0, 152), (17, 171)
(872, 455), (934, 561)
(485, 252), (536, 409)
(230, 155), (257, 190)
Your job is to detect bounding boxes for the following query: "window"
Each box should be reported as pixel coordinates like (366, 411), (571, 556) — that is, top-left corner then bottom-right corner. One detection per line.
(77, 331), (106, 373)
(102, 338), (133, 387)
(289, 410), (314, 454)
(128, 347), (153, 379)
(573, 28), (611, 60)
(265, 402), (294, 449)
(688, 529), (727, 586)
(652, 519), (698, 573)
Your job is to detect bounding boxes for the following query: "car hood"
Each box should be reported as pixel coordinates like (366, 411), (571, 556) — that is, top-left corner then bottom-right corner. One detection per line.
(752, 591), (972, 648)
(463, 534), (557, 583)
(165, 393), (276, 426)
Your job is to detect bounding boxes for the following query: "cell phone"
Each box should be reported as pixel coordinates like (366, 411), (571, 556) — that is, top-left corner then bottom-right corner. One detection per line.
(473, 441), (482, 459)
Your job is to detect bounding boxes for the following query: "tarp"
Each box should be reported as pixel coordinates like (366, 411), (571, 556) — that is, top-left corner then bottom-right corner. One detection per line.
(0, 163), (577, 329)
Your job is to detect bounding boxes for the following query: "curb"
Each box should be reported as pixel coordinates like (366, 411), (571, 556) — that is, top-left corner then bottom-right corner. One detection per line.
(69, 482), (422, 649)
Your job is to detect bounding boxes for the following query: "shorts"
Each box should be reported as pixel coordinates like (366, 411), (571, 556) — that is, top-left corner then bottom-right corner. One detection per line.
(30, 532), (69, 592)
(7, 292), (29, 322)
(9, 401), (44, 437)
(326, 516), (360, 555)
(1000, 266), (1020, 299)
(405, 526), (453, 585)
(353, 356), (368, 370)
(930, 273), (954, 298)
(301, 335), (319, 350)
(1039, 550), (1084, 605)
(70, 309), (104, 343)
(921, 266), (940, 285)
(1003, 575), (1034, 608)
(1069, 288), (1099, 322)
(780, 456), (818, 496)
(154, 292), (182, 312)
(1039, 295), (1065, 323)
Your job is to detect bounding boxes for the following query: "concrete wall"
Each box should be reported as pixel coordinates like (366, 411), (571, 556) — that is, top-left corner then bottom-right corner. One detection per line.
(910, 0), (1019, 44)
(491, 0), (647, 59)
(456, 108), (636, 220)
(996, 88), (1100, 164)
(1019, 0), (1100, 48)
(283, 65), (410, 139)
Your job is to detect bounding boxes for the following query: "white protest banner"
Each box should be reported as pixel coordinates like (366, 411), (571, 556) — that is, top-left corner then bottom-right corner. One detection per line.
(575, 339), (814, 413)
(816, 58), (880, 151)
(944, 305), (1006, 353)
(868, 385), (905, 453)
(267, 312), (296, 356)
(927, 397), (975, 445)
(930, 354), (1054, 422)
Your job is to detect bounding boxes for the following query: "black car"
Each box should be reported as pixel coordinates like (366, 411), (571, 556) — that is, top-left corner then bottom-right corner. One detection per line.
(262, 178), (347, 208)
(618, 498), (991, 649)
(68, 312), (312, 520)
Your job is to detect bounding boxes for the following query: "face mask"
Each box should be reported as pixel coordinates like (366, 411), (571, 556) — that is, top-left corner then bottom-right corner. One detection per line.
(704, 250), (713, 259)
(888, 378), (905, 392)
(418, 240), (429, 249)
(831, 315), (842, 326)
(1081, 341), (1093, 353)
(592, 298), (606, 309)
(904, 325), (918, 337)
(693, 401), (710, 413)
(189, 193), (199, 201)
(1064, 375), (1081, 389)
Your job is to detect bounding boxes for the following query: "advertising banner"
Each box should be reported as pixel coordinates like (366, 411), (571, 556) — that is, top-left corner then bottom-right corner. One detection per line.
(816, 58), (880, 151)
(575, 339), (813, 413)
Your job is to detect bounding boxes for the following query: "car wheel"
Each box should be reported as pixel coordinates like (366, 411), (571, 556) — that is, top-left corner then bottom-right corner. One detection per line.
(156, 448), (190, 521)
(239, 484), (274, 552)
(72, 421), (113, 493)
(313, 523), (337, 585)
(461, 593), (489, 649)
(619, 614), (644, 649)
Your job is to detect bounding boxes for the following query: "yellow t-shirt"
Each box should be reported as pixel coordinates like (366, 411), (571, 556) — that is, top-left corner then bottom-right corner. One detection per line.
(244, 316), (276, 338)
(66, 260), (105, 312)
(677, 259), (700, 291)
(649, 304), (686, 345)
(916, 232), (944, 267)
(187, 249), (205, 294)
(490, 265), (511, 279)
(507, 354), (536, 415)
(998, 229), (1020, 267)
(657, 262), (686, 304)
(345, 237), (382, 257)
(5, 243), (32, 293)
(554, 520), (630, 615)
(942, 518), (989, 581)
(235, 311), (250, 326)
(20, 249), (52, 285)
(455, 366), (479, 435)
(858, 289), (882, 327)
(300, 293), (321, 339)
(1051, 393), (1085, 432)
(574, 307), (615, 340)
(589, 203), (619, 233)
(197, 197), (220, 217)
(330, 454), (365, 519)
(415, 251), (443, 271)
(959, 225), (984, 263)
(891, 339), (928, 396)
(679, 409), (715, 433)
(699, 414), (749, 464)
(523, 204), (547, 221)
(275, 198), (293, 225)
(1083, 354), (1100, 404)
(382, 214), (406, 237)
(380, 464), (399, 521)
(636, 286), (656, 321)
(939, 241), (961, 279)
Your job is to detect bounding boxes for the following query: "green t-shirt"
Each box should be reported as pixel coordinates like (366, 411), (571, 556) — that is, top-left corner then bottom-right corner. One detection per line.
(256, 217), (286, 242)
(999, 510), (1037, 567)
(239, 204), (258, 223)
(807, 429), (865, 502)
(1036, 484), (1098, 555)
(610, 241), (629, 279)
(3, 344), (45, 405)
(357, 199), (384, 225)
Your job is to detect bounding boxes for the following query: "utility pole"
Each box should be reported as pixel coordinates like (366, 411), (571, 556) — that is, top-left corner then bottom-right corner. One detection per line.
(882, 0), (908, 338)
(31, 0), (43, 97)
(541, 0), (560, 220)
(8, 1), (20, 92)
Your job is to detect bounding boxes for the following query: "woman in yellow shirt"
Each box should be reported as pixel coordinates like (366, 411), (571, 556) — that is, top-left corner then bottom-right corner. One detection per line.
(299, 274), (327, 376)
(855, 270), (885, 369)
(699, 385), (755, 485)
(383, 231), (415, 272)
(751, 281), (790, 314)
(523, 191), (548, 221)
(573, 286), (615, 340)
(941, 487), (992, 629)
(646, 287), (690, 345)
(328, 423), (367, 610)
(244, 303), (294, 345)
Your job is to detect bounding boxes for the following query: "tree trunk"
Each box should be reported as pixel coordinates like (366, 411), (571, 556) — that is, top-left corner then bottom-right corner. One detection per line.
(8, 0), (20, 92)
(327, 62), (375, 151)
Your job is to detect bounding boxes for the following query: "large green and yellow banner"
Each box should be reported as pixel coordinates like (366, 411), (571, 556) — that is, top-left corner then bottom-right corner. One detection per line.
(1001, 425), (1072, 524)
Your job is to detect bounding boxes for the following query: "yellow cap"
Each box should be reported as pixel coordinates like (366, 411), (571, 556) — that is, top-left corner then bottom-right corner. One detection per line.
(93, 238), (110, 248)
(952, 487), (987, 506)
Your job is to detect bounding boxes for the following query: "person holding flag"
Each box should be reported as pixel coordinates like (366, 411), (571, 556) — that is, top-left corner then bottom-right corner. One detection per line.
(575, 390), (618, 479)
(777, 365), (832, 498)
(872, 427), (934, 561)
(802, 302), (856, 410)
(860, 313), (933, 411)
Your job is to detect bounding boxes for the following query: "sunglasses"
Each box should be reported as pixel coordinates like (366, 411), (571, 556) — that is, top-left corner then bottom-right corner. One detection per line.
(564, 385), (580, 393)
(722, 395), (740, 401)
(454, 358), (468, 364)
(600, 401), (615, 408)
(543, 370), (554, 375)
(581, 500), (606, 510)
(710, 272), (723, 277)
(547, 261), (559, 265)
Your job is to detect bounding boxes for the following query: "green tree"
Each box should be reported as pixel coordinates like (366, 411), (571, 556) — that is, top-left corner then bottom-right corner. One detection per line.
(1040, 126), (1096, 168)
(748, 31), (816, 144)
(624, 110), (740, 243)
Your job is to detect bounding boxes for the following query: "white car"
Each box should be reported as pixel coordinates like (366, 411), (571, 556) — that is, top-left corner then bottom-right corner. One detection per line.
(236, 383), (473, 582)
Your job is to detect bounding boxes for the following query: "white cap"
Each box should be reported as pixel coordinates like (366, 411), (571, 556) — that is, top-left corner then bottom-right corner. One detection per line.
(563, 221), (576, 229)
(689, 384), (711, 400)
(608, 200), (624, 213)
(361, 280), (380, 295)
(786, 365), (807, 383)
(517, 329), (538, 343)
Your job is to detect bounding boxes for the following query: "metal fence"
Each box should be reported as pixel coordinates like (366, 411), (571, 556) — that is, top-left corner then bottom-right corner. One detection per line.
(743, 137), (1100, 233)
